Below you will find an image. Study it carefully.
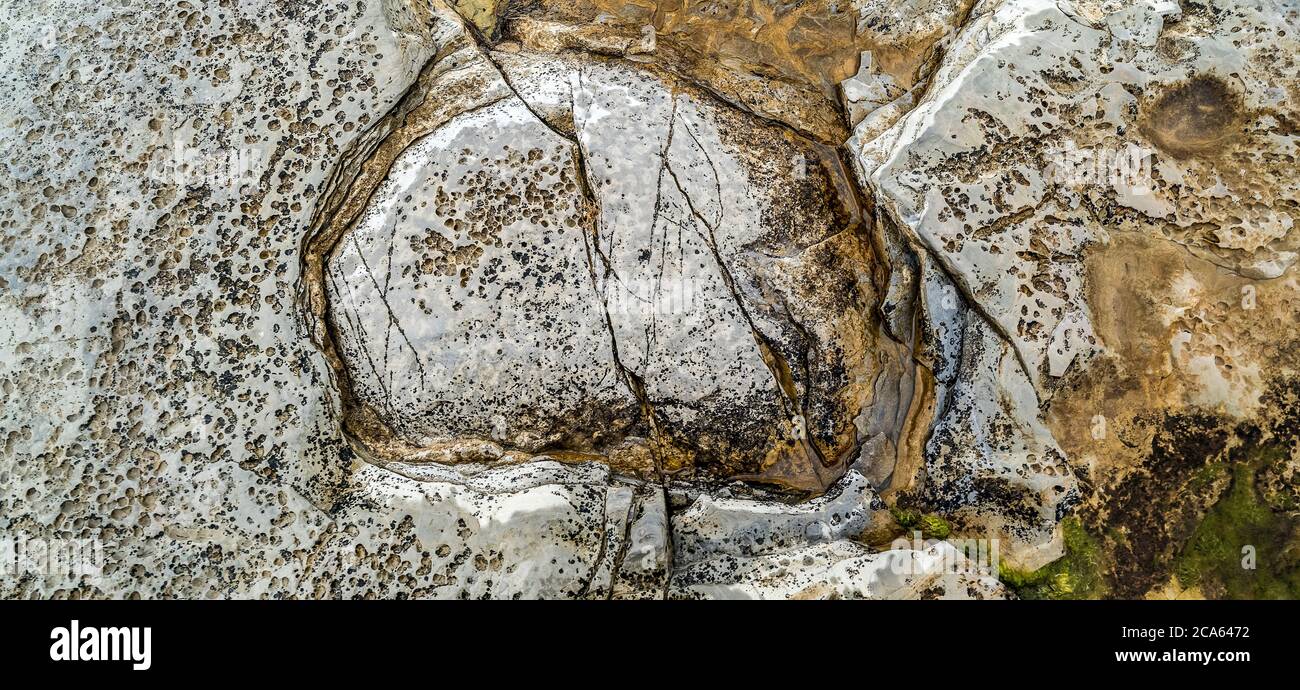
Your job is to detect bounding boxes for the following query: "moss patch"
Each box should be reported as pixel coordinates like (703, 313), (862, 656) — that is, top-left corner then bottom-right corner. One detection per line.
(1001, 517), (1108, 599)
(1096, 411), (1233, 597)
(891, 507), (951, 539)
(1172, 446), (1300, 599)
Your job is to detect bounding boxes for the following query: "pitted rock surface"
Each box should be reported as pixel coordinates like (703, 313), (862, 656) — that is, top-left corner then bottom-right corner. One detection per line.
(317, 45), (899, 493)
(2, 0), (1297, 599)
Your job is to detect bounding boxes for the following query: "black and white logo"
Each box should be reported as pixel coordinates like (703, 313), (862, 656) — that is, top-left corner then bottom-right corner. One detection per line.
(49, 620), (151, 670)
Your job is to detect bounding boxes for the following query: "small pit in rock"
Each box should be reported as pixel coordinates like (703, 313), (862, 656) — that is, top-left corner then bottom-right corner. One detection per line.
(1140, 74), (1246, 160)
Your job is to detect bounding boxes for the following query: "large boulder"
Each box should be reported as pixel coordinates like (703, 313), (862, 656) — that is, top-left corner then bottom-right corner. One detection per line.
(312, 41), (902, 493)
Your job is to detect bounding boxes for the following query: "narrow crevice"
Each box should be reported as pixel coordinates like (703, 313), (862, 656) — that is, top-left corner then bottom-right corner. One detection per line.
(605, 490), (637, 600)
(660, 115), (830, 475)
(347, 230), (430, 388)
(575, 485), (612, 600)
(898, 210), (1038, 385)
(457, 30), (687, 570)
(853, 0), (1037, 386)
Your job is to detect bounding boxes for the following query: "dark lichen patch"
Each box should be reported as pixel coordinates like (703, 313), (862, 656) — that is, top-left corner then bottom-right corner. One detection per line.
(1138, 74), (1246, 160)
(1173, 444), (1300, 599)
(1000, 517), (1107, 599)
(928, 473), (1046, 533)
(1087, 410), (1234, 598)
(1064, 378), (1300, 598)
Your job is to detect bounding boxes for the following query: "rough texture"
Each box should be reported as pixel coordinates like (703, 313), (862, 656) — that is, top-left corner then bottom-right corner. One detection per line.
(1, 0), (1297, 599)
(316, 44), (901, 493)
(858, 0), (1300, 580)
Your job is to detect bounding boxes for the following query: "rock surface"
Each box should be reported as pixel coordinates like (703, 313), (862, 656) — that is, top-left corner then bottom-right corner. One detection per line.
(1, 0), (1296, 599)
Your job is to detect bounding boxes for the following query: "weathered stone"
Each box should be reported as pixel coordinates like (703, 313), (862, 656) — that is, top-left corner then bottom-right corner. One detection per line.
(858, 0), (1300, 574)
(672, 470), (896, 565)
(312, 43), (904, 493)
(670, 539), (1007, 599)
(3, 0), (1297, 601)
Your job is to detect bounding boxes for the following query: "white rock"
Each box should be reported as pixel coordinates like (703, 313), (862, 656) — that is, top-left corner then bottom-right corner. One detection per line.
(671, 539), (1007, 600)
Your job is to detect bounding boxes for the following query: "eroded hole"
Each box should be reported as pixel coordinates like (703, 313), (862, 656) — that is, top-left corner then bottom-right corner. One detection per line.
(1139, 74), (1245, 160)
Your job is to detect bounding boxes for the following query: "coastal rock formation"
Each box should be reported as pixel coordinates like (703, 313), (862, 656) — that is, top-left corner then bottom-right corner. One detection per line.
(312, 45), (897, 493)
(1, 0), (1296, 599)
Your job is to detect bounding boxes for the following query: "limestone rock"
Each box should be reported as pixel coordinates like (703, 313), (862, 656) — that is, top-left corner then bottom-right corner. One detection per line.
(670, 539), (1007, 599)
(860, 0), (1300, 574)
(298, 461), (614, 599)
(312, 42), (902, 493)
(2, 0), (1298, 600)
(672, 470), (896, 565)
